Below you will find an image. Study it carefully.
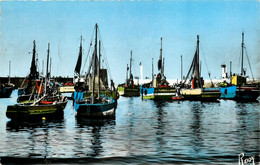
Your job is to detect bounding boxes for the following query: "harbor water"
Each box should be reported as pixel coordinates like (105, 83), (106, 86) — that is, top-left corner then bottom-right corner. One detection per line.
(0, 90), (259, 164)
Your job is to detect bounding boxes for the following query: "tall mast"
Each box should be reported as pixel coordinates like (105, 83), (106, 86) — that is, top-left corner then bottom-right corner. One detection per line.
(160, 37), (163, 76)
(130, 50), (133, 85)
(152, 58), (154, 86)
(181, 55), (183, 82)
(45, 43), (50, 95)
(8, 61), (11, 84)
(126, 64), (128, 86)
(92, 23), (98, 102)
(98, 40), (101, 98)
(230, 61), (232, 82)
(50, 57), (52, 78)
(241, 31), (244, 76)
(42, 60), (44, 76)
(197, 35), (201, 87)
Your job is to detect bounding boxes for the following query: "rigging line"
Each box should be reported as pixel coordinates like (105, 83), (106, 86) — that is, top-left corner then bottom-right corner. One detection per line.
(97, 28), (113, 81)
(238, 48), (241, 74)
(200, 43), (210, 78)
(244, 46), (255, 82)
(81, 27), (95, 75)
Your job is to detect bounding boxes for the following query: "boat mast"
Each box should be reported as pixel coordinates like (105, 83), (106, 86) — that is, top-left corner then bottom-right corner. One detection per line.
(130, 50), (133, 86)
(241, 31), (244, 76)
(126, 64), (128, 86)
(196, 35), (201, 87)
(50, 57), (52, 78)
(98, 40), (101, 98)
(8, 61), (11, 84)
(160, 37), (163, 77)
(152, 58), (154, 86)
(92, 24), (98, 103)
(230, 61), (232, 82)
(181, 55), (183, 82)
(45, 43), (50, 95)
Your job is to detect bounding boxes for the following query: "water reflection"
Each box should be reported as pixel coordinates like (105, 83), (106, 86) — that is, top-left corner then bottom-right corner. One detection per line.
(0, 92), (259, 164)
(154, 101), (167, 154)
(75, 118), (116, 158)
(189, 102), (203, 154)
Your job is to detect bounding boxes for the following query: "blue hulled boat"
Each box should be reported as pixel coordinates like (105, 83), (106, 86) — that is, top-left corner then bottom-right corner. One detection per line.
(140, 37), (176, 100)
(219, 32), (259, 101)
(220, 85), (237, 99)
(74, 92), (116, 118)
(73, 24), (117, 118)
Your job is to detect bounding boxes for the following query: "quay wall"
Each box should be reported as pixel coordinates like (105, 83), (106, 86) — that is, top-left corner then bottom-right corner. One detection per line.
(0, 77), (73, 89)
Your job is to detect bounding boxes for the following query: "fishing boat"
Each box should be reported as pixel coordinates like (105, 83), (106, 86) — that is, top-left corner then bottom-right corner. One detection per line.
(140, 37), (176, 100)
(180, 35), (221, 101)
(73, 24), (117, 118)
(231, 32), (259, 101)
(117, 50), (140, 97)
(6, 43), (68, 120)
(0, 83), (14, 98)
(0, 62), (14, 98)
(17, 40), (43, 103)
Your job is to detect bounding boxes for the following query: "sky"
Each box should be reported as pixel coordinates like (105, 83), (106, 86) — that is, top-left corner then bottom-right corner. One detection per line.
(0, 1), (259, 84)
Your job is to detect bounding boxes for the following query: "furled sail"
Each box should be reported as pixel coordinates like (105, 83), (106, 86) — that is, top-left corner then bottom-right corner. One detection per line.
(28, 40), (39, 80)
(74, 36), (82, 75)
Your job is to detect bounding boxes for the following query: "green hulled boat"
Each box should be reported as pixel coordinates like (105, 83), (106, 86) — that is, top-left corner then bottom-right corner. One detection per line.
(117, 50), (140, 97)
(6, 43), (68, 120)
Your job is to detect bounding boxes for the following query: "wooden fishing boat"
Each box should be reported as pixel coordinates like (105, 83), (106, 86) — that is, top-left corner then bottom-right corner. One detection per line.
(117, 50), (140, 97)
(6, 43), (68, 120)
(180, 35), (221, 101)
(6, 95), (67, 120)
(140, 37), (176, 100)
(73, 24), (117, 118)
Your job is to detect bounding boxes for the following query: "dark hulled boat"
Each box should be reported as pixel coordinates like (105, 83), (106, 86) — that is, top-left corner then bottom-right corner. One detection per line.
(0, 62), (14, 98)
(232, 32), (259, 101)
(6, 43), (68, 120)
(0, 84), (13, 98)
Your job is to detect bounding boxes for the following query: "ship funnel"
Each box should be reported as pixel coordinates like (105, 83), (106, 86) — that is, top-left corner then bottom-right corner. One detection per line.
(221, 64), (228, 79)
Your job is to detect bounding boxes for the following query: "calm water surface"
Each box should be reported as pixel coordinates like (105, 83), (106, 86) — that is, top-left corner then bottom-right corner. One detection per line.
(0, 90), (259, 164)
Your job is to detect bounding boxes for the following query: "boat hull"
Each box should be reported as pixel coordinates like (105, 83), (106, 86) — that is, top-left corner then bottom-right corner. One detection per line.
(181, 88), (221, 101)
(59, 86), (75, 93)
(6, 101), (68, 120)
(117, 86), (140, 97)
(220, 86), (237, 99)
(140, 87), (176, 100)
(0, 87), (13, 98)
(74, 92), (116, 118)
(235, 86), (259, 101)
